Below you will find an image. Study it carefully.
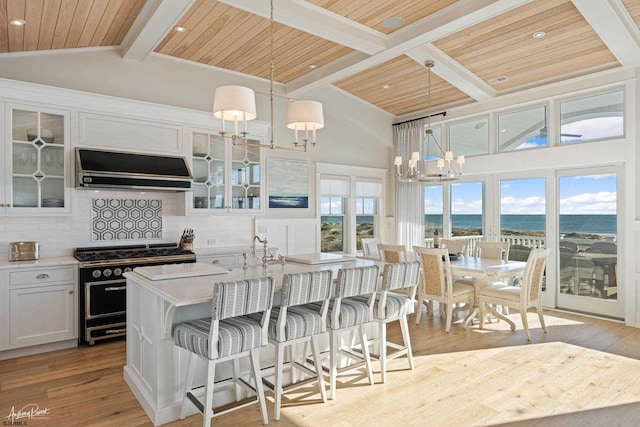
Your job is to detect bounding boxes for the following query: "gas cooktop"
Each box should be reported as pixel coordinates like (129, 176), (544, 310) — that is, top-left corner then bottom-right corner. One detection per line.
(73, 243), (195, 263)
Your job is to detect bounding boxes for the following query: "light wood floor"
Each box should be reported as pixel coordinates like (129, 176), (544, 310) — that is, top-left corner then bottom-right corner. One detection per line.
(3, 308), (640, 426)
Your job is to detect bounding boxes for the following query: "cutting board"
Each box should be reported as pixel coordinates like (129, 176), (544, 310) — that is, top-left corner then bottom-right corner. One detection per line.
(134, 262), (228, 280)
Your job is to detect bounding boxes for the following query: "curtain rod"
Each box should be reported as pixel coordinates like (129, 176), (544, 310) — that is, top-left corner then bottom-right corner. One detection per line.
(392, 111), (446, 127)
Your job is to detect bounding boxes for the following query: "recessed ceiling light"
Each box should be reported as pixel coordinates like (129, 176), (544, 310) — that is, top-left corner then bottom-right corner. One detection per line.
(382, 17), (405, 29)
(174, 26), (187, 32)
(308, 64), (318, 69)
(532, 31), (546, 39)
(382, 84), (391, 89)
(9, 19), (26, 26)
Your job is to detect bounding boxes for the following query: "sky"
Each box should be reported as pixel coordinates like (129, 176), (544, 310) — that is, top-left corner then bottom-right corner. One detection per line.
(425, 174), (616, 215)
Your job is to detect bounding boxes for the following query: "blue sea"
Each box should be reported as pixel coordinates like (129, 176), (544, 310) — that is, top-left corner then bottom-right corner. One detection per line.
(326, 214), (616, 235)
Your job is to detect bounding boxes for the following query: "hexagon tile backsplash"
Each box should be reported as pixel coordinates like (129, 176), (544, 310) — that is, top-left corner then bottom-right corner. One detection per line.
(92, 198), (162, 241)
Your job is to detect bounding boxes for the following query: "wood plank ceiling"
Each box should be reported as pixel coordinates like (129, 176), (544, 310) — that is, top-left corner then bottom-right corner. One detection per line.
(0, 0), (639, 120)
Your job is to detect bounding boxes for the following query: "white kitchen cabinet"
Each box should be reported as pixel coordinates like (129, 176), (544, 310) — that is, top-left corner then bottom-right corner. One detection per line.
(2, 103), (71, 215)
(197, 253), (242, 268)
(188, 130), (264, 214)
(6, 266), (78, 349)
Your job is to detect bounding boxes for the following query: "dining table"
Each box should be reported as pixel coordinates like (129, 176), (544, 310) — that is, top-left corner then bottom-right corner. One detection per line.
(448, 256), (527, 326)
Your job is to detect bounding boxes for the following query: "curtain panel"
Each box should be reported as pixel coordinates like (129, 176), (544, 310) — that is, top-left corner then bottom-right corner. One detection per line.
(393, 120), (426, 249)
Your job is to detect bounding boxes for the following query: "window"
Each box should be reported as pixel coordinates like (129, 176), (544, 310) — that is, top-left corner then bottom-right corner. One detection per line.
(355, 180), (381, 251)
(559, 89), (624, 144)
(424, 184), (443, 239)
(320, 177), (349, 252)
(451, 182), (483, 237)
(449, 116), (489, 157)
(498, 105), (548, 151)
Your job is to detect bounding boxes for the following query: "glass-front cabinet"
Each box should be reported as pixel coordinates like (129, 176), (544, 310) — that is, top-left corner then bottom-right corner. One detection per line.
(190, 131), (262, 213)
(3, 105), (70, 214)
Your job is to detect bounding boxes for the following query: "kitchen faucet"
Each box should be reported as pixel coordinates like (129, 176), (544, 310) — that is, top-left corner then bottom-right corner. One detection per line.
(253, 235), (273, 267)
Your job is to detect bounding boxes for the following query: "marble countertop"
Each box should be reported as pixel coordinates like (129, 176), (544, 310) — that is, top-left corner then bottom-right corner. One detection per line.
(0, 256), (78, 270)
(124, 258), (382, 307)
(195, 246), (276, 256)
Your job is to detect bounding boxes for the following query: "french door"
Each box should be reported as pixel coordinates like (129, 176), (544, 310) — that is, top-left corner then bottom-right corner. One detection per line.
(555, 167), (621, 319)
(483, 167), (623, 319)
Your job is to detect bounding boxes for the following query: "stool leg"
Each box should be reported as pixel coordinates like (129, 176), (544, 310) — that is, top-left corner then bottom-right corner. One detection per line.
(359, 326), (374, 385)
(180, 351), (198, 419)
(400, 316), (414, 371)
(379, 321), (387, 383)
(232, 358), (242, 401)
(274, 343), (285, 421)
(250, 348), (269, 425)
(203, 360), (216, 427)
(329, 330), (338, 400)
(310, 335), (327, 403)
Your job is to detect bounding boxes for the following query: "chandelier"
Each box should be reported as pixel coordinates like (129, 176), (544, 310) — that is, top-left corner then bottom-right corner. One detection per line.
(212, 0), (324, 152)
(395, 60), (464, 182)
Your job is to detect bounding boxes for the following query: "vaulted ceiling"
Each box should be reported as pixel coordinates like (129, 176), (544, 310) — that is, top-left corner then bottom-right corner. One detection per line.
(2, 0), (639, 120)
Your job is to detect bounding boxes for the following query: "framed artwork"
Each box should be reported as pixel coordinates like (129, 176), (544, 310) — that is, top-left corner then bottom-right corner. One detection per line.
(268, 158), (309, 208)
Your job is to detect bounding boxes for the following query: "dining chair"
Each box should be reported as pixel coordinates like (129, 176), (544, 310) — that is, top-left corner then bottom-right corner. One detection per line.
(377, 244), (409, 263)
(369, 261), (421, 383)
(475, 241), (510, 260)
(324, 265), (379, 400)
(361, 238), (380, 259)
(478, 248), (551, 341)
(261, 270), (332, 421)
(508, 244), (532, 262)
(174, 277), (275, 426)
(413, 247), (474, 332)
(439, 239), (467, 257)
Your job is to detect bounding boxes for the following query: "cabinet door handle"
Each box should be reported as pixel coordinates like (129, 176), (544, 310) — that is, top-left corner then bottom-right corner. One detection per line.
(68, 290), (74, 294)
(211, 259), (220, 264)
(105, 286), (126, 292)
(36, 273), (50, 279)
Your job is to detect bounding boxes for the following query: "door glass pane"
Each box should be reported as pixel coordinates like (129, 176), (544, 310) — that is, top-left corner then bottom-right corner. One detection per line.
(451, 182), (483, 238)
(558, 174), (617, 300)
(559, 90), (624, 144)
(498, 106), (548, 151)
(449, 117), (489, 156)
(424, 184), (443, 243)
(500, 178), (546, 251)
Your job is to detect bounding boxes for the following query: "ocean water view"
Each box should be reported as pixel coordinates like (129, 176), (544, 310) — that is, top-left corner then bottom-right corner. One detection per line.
(331, 214), (617, 234)
(425, 214), (616, 235)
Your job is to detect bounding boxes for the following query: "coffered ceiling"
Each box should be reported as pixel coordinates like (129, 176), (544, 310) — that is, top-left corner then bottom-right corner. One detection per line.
(2, 0), (640, 120)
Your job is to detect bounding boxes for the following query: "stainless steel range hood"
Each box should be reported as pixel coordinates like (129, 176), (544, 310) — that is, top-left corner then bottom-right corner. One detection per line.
(76, 148), (192, 192)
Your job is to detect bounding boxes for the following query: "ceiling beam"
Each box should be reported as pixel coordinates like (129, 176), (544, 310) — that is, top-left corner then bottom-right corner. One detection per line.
(406, 45), (497, 102)
(285, 0), (533, 97)
(216, 0), (386, 55)
(571, 0), (640, 67)
(121, 0), (196, 61)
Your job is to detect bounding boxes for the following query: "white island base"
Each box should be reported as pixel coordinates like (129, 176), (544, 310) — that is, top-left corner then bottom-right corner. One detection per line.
(123, 259), (380, 426)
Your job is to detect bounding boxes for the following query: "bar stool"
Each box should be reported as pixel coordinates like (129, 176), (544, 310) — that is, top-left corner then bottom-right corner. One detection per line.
(173, 277), (275, 426)
(325, 265), (380, 399)
(371, 261), (421, 383)
(263, 270), (333, 421)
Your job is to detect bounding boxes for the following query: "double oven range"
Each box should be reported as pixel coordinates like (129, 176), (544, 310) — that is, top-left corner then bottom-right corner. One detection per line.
(74, 244), (196, 345)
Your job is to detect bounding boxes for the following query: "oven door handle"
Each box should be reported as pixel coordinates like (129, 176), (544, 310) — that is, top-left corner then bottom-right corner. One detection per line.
(86, 279), (126, 287)
(104, 286), (126, 292)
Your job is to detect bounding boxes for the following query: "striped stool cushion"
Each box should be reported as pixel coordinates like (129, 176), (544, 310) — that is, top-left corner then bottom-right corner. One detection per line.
(373, 292), (414, 320)
(258, 305), (324, 342)
(174, 315), (265, 359)
(312, 297), (372, 330)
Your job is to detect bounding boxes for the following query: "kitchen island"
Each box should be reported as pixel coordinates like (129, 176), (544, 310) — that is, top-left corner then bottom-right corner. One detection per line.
(123, 258), (382, 426)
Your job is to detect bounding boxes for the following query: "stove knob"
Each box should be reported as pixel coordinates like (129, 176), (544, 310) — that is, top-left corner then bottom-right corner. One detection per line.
(124, 267), (132, 273)
(103, 268), (112, 277)
(114, 268), (123, 277)
(92, 270), (102, 279)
